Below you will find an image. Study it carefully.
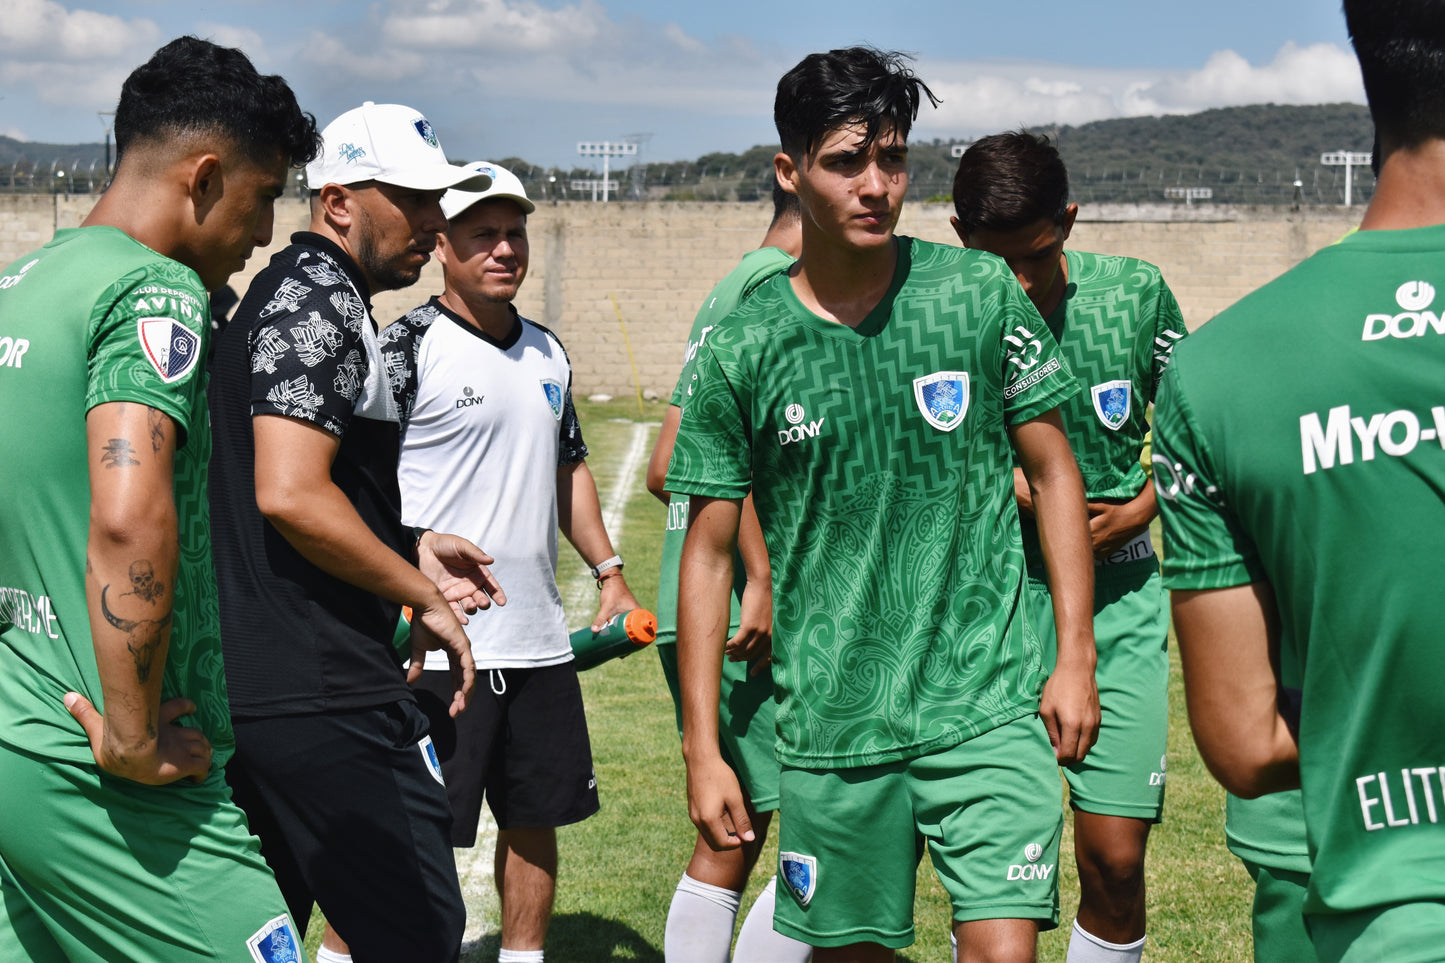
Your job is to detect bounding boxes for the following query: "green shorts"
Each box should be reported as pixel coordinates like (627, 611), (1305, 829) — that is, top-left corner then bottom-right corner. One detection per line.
(0, 744), (299, 963)
(657, 635), (781, 812)
(1306, 901), (1445, 963)
(1030, 558), (1168, 821)
(773, 714), (1064, 949)
(1242, 862), (1316, 962)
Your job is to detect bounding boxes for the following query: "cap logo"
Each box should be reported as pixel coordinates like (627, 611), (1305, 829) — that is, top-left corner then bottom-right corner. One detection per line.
(413, 118), (439, 148)
(337, 142), (366, 164)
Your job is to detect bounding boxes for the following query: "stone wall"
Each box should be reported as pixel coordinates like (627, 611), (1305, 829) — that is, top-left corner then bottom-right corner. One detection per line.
(2, 195), (1360, 397)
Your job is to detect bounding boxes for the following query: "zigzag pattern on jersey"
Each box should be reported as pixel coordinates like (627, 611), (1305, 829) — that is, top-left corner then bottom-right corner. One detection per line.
(1045, 253), (1185, 495)
(677, 241), (1053, 766)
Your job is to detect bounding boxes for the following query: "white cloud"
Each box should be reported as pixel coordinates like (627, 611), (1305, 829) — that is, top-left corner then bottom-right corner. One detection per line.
(1133, 42), (1363, 112)
(0, 0), (157, 60)
(917, 42), (1364, 139)
(663, 22), (707, 56)
(1, 59), (135, 113)
(194, 22), (266, 59)
(380, 0), (606, 53)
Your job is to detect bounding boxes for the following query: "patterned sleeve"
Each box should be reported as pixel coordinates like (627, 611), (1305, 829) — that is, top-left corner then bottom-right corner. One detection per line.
(87, 264), (210, 443)
(558, 372), (588, 466)
(665, 335), (752, 500)
(246, 261), (370, 438)
(378, 305), (429, 425)
(994, 277), (1078, 424)
(1147, 271), (1188, 401)
(1152, 361), (1265, 590)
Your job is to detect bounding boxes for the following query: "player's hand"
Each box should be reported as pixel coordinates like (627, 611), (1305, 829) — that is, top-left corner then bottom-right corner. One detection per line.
(1039, 659), (1100, 765)
(417, 531), (506, 621)
(684, 751), (754, 852)
(1086, 498), (1149, 559)
(406, 596), (476, 718)
(64, 692), (212, 785)
(724, 581), (773, 675)
(1012, 467), (1036, 517)
(590, 574), (641, 632)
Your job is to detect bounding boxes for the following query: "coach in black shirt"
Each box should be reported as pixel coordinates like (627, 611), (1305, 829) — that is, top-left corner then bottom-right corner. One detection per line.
(210, 102), (501, 963)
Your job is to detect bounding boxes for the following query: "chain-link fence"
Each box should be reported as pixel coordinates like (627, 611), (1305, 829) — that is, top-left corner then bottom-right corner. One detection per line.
(3, 154), (1377, 208)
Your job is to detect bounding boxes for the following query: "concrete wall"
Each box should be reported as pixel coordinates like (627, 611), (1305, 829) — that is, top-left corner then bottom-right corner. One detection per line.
(2, 194), (1360, 397)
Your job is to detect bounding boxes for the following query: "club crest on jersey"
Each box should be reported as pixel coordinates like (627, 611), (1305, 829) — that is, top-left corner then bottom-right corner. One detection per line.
(419, 735), (445, 786)
(1091, 380), (1131, 430)
(540, 379), (564, 420)
(780, 851), (817, 907)
(246, 914), (305, 963)
(913, 371), (969, 432)
(413, 118), (439, 148)
(137, 317), (200, 384)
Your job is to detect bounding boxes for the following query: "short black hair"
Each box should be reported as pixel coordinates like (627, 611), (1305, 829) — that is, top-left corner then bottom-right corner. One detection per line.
(114, 36), (320, 168)
(952, 130), (1071, 235)
(1344, 0), (1445, 150)
(774, 47), (938, 160)
(771, 180), (800, 224)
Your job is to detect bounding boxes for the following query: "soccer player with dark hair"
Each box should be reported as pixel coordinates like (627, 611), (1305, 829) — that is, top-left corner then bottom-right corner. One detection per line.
(1154, 1), (1445, 960)
(209, 104), (501, 963)
(0, 35), (319, 961)
(668, 47), (1099, 963)
(952, 130), (1187, 963)
(647, 182), (808, 963)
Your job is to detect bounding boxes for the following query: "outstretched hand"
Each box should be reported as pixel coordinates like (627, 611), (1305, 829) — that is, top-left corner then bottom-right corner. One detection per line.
(417, 531), (506, 621)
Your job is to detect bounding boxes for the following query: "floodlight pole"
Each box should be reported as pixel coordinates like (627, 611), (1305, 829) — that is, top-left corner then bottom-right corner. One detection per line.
(1321, 150), (1372, 207)
(98, 111), (115, 179)
(576, 141), (638, 202)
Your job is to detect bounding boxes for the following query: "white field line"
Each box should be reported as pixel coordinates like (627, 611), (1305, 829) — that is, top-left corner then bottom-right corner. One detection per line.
(563, 419), (652, 620)
(455, 418), (652, 954)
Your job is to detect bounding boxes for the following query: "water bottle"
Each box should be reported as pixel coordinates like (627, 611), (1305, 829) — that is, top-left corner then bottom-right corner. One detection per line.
(570, 609), (657, 671)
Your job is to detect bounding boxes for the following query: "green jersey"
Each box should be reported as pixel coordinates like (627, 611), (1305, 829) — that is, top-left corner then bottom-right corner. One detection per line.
(0, 227), (228, 766)
(1019, 251), (1186, 566)
(1154, 225), (1445, 917)
(667, 237), (1078, 768)
(1227, 791), (1311, 876)
(657, 246), (794, 641)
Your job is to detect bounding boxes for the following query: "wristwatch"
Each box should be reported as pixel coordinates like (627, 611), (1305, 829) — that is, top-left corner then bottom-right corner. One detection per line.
(589, 554), (624, 579)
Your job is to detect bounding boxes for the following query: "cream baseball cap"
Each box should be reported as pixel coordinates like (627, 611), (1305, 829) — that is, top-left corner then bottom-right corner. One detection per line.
(305, 102), (491, 193)
(441, 161), (536, 220)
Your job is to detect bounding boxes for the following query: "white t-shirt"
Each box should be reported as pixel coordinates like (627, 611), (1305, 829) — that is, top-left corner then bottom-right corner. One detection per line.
(384, 298), (587, 669)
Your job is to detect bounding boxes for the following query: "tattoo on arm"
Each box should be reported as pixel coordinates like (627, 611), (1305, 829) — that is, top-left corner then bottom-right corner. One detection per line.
(147, 408), (167, 454)
(100, 582), (171, 685)
(101, 439), (139, 469)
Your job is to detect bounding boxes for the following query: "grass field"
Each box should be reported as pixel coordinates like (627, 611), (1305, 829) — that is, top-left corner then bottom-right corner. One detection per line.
(310, 397), (1256, 961)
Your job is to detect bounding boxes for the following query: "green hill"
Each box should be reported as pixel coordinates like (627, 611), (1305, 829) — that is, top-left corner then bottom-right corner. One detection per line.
(1, 102), (1375, 204)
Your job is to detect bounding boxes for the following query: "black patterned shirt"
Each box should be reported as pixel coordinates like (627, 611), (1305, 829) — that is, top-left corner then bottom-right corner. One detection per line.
(209, 232), (412, 717)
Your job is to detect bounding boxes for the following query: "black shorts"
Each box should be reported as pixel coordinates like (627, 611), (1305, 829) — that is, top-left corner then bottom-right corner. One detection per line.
(225, 699), (464, 963)
(414, 661), (600, 844)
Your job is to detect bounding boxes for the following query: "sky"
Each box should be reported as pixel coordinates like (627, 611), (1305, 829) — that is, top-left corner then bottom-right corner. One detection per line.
(0, 0), (1366, 170)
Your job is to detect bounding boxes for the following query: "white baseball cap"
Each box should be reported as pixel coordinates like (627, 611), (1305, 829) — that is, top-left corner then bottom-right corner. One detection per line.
(441, 161), (536, 220)
(305, 102), (492, 193)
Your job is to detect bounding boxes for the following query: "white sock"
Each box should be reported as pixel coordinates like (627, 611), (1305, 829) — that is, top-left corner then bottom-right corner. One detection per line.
(497, 950), (544, 963)
(733, 876), (812, 963)
(315, 949), (352, 963)
(664, 872), (742, 963)
(1066, 921), (1146, 963)
(950, 930), (958, 963)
